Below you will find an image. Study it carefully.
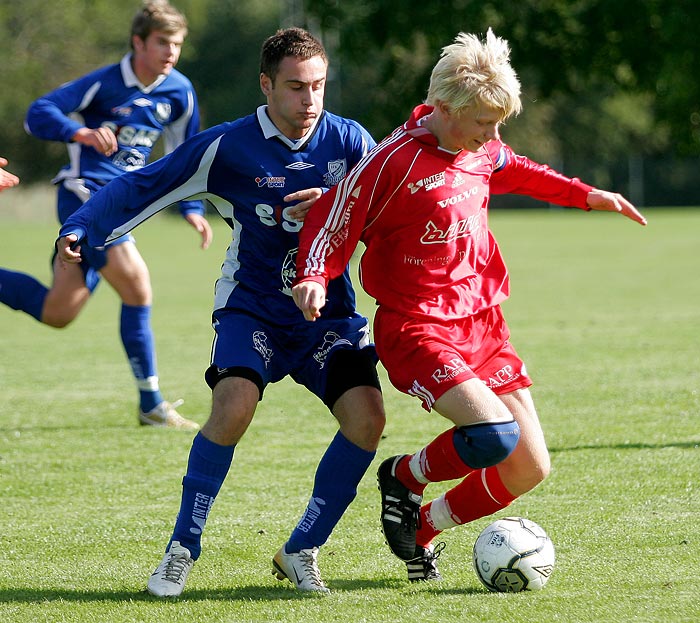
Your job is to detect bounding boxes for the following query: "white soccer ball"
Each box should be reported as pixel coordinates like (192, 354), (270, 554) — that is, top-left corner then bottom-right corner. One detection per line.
(472, 517), (555, 592)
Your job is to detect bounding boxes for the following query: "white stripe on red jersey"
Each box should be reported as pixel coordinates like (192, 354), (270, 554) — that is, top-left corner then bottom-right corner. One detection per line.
(297, 104), (593, 322)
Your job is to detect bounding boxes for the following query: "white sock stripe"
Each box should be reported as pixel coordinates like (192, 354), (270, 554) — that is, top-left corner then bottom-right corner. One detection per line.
(137, 375), (159, 391)
(481, 468), (502, 504)
(429, 494), (460, 530)
(408, 450), (431, 485)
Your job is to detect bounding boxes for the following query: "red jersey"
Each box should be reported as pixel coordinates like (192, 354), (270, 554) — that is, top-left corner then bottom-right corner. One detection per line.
(297, 104), (593, 322)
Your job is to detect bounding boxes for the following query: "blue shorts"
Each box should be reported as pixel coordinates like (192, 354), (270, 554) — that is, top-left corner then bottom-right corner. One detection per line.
(207, 307), (376, 402)
(56, 178), (133, 291)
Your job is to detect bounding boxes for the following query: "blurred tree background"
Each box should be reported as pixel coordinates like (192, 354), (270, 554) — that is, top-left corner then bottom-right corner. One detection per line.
(1, 0), (698, 206)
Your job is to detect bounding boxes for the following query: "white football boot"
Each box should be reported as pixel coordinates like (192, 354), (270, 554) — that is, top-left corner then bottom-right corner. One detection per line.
(272, 545), (330, 593)
(147, 541), (195, 597)
(139, 399), (200, 431)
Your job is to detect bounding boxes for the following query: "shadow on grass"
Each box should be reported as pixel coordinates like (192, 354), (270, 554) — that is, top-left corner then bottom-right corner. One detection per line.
(2, 423), (697, 453)
(549, 440), (698, 453)
(0, 578), (480, 603)
(0, 423), (193, 433)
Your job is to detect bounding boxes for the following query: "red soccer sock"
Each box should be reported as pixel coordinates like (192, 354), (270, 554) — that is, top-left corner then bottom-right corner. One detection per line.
(395, 427), (474, 495)
(416, 466), (517, 547)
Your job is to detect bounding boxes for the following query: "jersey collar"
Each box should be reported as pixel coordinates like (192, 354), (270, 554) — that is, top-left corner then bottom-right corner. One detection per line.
(120, 54), (168, 94)
(256, 105), (323, 151)
(405, 103), (476, 157)
(405, 104), (441, 147)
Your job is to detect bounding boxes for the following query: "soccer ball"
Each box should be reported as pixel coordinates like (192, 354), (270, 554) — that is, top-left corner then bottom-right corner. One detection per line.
(472, 517), (555, 592)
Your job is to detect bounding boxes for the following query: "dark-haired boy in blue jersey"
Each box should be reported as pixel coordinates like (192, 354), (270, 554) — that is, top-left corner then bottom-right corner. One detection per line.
(1, 1), (210, 430)
(57, 27), (385, 596)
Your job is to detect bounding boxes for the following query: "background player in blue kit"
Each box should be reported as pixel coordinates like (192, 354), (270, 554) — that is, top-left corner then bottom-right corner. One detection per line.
(56, 27), (386, 596)
(0, 0), (211, 430)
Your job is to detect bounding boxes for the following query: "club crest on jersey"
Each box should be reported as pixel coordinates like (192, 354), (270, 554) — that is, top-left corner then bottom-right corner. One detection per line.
(256, 176), (286, 188)
(252, 331), (273, 366)
(323, 159), (347, 186)
(313, 332), (352, 368)
(408, 172), (446, 194)
(154, 102), (172, 123)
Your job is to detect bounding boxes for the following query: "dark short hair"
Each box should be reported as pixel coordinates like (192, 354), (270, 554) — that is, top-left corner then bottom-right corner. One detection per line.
(260, 27), (327, 84)
(131, 0), (188, 48)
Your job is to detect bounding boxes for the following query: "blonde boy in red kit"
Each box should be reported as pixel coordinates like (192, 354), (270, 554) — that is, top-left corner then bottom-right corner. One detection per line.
(293, 29), (646, 581)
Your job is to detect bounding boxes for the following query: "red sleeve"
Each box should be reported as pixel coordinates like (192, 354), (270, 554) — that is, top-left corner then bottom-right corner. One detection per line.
(487, 142), (594, 210)
(295, 174), (370, 288)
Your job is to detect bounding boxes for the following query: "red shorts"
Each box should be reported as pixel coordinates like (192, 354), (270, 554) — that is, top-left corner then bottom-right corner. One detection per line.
(374, 305), (532, 412)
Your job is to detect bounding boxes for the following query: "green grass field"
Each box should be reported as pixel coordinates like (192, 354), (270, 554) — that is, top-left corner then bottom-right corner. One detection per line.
(0, 190), (698, 623)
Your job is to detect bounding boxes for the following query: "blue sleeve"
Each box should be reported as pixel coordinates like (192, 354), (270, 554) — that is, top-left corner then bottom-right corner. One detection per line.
(175, 85), (205, 218)
(176, 106), (205, 217)
(185, 91), (200, 140)
(59, 127), (224, 247)
(177, 199), (205, 217)
(25, 71), (103, 143)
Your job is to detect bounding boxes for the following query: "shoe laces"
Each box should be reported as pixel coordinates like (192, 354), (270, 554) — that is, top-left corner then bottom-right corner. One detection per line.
(162, 549), (191, 583)
(420, 542), (445, 578)
(298, 549), (326, 589)
(425, 541), (446, 564)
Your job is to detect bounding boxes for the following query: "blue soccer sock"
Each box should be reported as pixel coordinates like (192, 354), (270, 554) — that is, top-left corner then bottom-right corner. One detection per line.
(119, 303), (163, 412)
(286, 431), (376, 553)
(0, 268), (48, 322)
(169, 432), (235, 560)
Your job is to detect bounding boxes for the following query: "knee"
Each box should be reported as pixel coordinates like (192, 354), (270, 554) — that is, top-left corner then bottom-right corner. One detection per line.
(343, 401), (386, 451)
(530, 454), (552, 486)
(363, 406), (387, 445)
(120, 282), (152, 306)
(453, 419), (520, 468)
(502, 451), (551, 496)
(41, 288), (86, 328)
(41, 307), (77, 328)
(335, 392), (386, 451)
(43, 317), (72, 328)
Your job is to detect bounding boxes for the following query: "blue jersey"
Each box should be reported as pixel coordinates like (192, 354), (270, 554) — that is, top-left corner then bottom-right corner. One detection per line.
(26, 54), (202, 215)
(59, 106), (376, 323)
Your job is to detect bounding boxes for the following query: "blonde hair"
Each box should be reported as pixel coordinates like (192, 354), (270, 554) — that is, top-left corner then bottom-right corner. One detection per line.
(426, 29), (522, 120)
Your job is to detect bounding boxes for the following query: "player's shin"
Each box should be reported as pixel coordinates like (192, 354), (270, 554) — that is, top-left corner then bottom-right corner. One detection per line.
(286, 431), (375, 552)
(169, 432), (234, 559)
(120, 304), (164, 411)
(416, 466), (516, 545)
